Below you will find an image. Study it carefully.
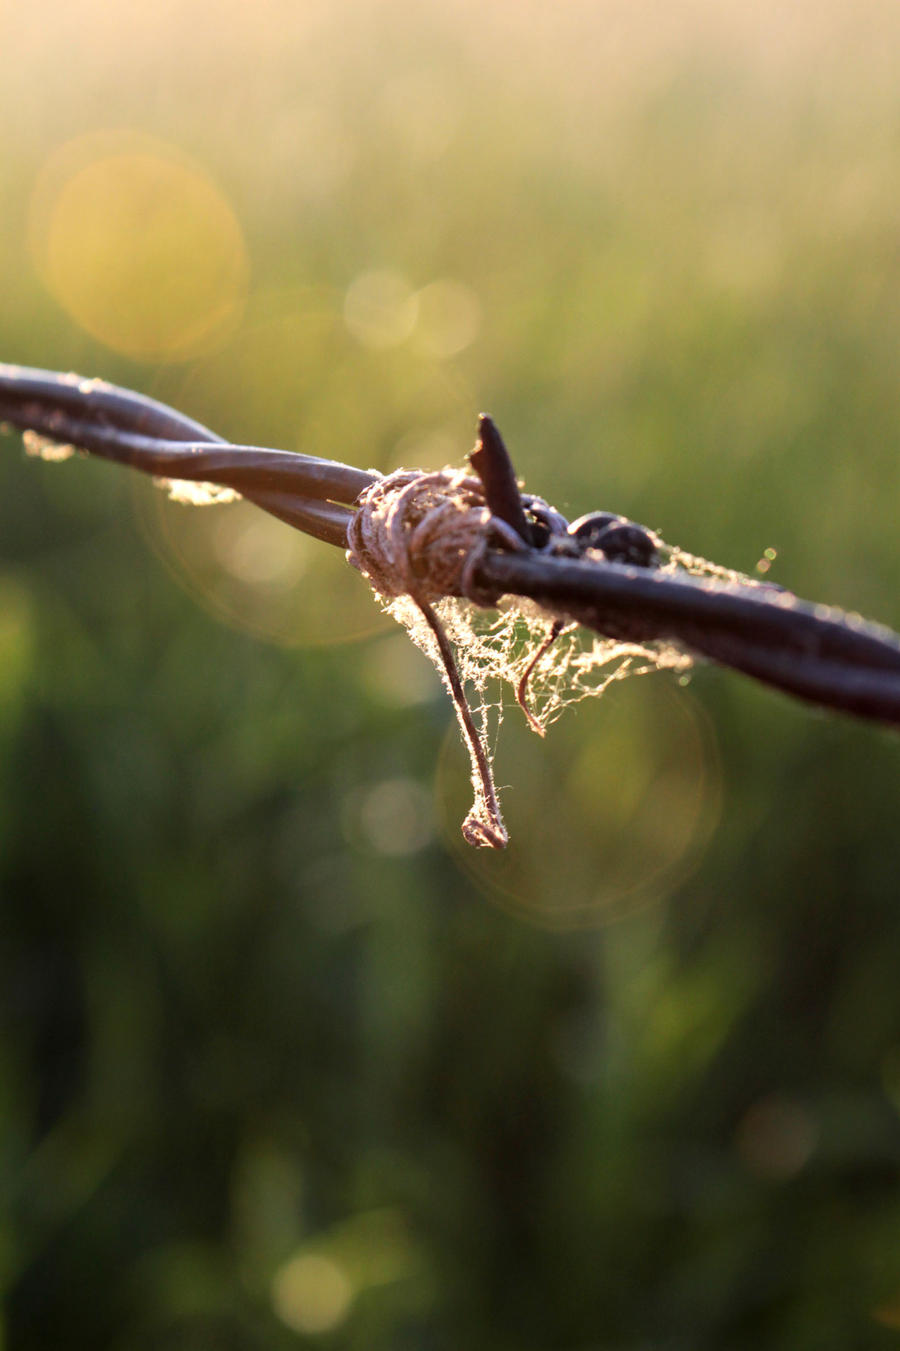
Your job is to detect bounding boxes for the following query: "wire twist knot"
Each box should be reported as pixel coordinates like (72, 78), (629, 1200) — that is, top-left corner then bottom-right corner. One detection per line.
(346, 467), (513, 606)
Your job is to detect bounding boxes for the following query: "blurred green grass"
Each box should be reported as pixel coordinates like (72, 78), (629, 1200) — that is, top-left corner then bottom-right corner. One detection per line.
(3, 2), (900, 1347)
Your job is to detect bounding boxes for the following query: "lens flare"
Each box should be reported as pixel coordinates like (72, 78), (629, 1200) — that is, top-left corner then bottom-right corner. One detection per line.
(29, 133), (248, 361)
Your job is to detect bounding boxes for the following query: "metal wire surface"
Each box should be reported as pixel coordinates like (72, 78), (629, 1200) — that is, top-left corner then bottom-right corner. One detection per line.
(3, 360), (900, 726)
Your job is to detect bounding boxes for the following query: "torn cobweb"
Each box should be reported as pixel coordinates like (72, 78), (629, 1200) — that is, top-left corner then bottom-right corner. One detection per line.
(382, 589), (692, 848)
(375, 537), (776, 849)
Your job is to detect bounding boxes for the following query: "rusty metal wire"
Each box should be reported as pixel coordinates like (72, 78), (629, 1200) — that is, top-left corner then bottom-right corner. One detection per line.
(4, 360), (900, 729)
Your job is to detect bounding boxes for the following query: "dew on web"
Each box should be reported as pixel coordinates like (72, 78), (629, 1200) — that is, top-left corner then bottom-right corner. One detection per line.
(659, 540), (774, 590)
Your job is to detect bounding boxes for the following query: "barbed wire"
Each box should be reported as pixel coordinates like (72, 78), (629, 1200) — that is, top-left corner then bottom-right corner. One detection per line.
(3, 361), (900, 844)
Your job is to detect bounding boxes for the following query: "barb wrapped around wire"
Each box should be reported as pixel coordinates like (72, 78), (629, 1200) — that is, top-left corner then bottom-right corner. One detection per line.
(3, 361), (900, 848)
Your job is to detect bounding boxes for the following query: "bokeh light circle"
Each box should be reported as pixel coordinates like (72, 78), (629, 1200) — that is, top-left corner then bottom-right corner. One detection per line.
(127, 288), (480, 650)
(436, 675), (720, 929)
(29, 133), (248, 361)
(132, 485), (392, 651)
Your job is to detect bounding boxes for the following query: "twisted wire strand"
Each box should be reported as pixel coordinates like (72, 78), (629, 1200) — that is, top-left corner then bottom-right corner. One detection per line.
(4, 361), (900, 731)
(0, 362), (376, 546)
(481, 551), (900, 725)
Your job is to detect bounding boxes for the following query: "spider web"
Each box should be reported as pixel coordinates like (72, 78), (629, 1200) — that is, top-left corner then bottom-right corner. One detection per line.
(385, 589), (690, 797)
(377, 535), (777, 846)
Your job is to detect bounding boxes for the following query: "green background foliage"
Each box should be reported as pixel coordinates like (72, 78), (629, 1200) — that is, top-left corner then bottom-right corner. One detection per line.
(2, 2), (900, 1346)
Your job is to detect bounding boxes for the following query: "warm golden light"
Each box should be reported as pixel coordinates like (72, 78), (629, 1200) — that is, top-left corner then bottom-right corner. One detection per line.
(29, 135), (248, 361)
(271, 1252), (354, 1335)
(344, 269), (419, 350)
(414, 279), (482, 359)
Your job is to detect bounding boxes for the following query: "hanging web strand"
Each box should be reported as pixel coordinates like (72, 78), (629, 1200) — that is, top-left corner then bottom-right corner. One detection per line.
(416, 597), (508, 848)
(347, 468), (692, 849)
(516, 619), (569, 736)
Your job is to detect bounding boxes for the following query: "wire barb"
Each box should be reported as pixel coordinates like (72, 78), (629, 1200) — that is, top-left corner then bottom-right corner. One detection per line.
(469, 413), (532, 544)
